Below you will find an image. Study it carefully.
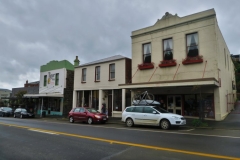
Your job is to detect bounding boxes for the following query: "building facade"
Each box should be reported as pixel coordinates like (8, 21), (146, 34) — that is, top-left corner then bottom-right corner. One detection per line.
(0, 88), (11, 106)
(119, 9), (236, 121)
(73, 55), (132, 117)
(25, 58), (75, 116)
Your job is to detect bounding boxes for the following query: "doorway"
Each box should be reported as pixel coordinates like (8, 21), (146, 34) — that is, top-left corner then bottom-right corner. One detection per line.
(167, 95), (182, 115)
(108, 95), (112, 117)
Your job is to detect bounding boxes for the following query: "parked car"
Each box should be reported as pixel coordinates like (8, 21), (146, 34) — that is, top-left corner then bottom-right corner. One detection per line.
(14, 108), (35, 118)
(68, 107), (108, 124)
(122, 105), (186, 130)
(0, 107), (13, 117)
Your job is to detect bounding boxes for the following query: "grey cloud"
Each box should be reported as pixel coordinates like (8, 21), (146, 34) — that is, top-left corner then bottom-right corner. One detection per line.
(0, 0), (239, 89)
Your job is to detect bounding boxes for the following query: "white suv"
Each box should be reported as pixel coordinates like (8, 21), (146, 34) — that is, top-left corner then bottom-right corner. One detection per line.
(122, 106), (186, 130)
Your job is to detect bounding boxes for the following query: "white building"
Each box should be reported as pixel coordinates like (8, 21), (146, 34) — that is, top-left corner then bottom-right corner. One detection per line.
(73, 55), (132, 117)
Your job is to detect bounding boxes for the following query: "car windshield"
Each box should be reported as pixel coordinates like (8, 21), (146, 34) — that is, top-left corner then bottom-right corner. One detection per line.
(2, 107), (12, 111)
(87, 108), (99, 113)
(153, 106), (169, 113)
(21, 109), (27, 112)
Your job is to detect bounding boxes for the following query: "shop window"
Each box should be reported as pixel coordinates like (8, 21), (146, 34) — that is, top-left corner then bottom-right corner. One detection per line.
(183, 94), (214, 119)
(92, 90), (99, 110)
(113, 89), (122, 111)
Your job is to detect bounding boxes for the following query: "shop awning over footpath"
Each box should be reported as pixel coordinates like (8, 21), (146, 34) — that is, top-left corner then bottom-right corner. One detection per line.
(24, 93), (63, 98)
(119, 78), (220, 89)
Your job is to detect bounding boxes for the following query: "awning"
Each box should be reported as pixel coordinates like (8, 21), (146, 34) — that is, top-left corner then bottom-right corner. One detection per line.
(24, 93), (63, 98)
(119, 78), (219, 89)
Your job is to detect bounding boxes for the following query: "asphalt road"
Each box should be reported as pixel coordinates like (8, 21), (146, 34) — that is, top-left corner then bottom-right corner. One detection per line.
(0, 117), (240, 160)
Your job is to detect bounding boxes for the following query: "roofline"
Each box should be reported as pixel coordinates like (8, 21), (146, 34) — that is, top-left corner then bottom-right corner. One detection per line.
(131, 9), (216, 38)
(75, 57), (131, 68)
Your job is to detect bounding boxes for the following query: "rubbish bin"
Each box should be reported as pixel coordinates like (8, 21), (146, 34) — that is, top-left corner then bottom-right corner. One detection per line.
(42, 111), (46, 117)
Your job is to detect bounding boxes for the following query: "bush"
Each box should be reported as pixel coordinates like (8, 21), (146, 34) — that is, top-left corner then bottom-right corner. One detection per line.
(191, 119), (208, 127)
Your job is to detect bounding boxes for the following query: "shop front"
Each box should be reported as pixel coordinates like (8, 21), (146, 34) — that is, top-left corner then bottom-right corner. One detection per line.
(119, 79), (219, 120)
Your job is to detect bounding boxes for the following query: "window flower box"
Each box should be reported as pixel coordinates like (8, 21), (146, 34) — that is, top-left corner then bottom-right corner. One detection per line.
(182, 55), (203, 65)
(159, 59), (177, 67)
(138, 62), (154, 70)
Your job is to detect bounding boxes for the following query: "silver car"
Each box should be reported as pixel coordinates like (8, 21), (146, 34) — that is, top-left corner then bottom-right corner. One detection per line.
(122, 106), (186, 130)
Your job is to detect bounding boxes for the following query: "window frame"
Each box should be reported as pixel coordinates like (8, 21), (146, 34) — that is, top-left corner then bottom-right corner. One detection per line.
(186, 32), (199, 57)
(95, 66), (100, 82)
(163, 38), (173, 60)
(142, 43), (151, 64)
(44, 75), (47, 86)
(55, 73), (59, 86)
(82, 68), (86, 83)
(109, 63), (115, 81)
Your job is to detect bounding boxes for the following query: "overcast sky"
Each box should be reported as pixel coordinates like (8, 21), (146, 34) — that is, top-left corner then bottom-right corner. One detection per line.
(0, 0), (239, 90)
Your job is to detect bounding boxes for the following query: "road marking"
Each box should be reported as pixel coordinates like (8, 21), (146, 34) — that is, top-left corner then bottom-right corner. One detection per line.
(185, 129), (195, 131)
(29, 129), (59, 135)
(0, 122), (239, 160)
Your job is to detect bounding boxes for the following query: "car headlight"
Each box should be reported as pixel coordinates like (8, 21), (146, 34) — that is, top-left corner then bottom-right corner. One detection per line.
(172, 116), (180, 119)
(95, 115), (101, 118)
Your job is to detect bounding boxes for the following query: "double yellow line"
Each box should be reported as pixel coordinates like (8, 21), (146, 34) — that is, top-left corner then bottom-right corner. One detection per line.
(0, 122), (239, 160)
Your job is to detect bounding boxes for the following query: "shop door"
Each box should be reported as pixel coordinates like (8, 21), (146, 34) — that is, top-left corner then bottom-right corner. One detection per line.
(108, 95), (112, 117)
(167, 95), (182, 115)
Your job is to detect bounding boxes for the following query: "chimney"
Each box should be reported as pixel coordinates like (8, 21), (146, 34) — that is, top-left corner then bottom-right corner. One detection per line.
(74, 56), (80, 67)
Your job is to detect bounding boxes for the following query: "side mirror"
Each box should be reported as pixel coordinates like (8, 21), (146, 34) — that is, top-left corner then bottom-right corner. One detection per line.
(152, 111), (157, 114)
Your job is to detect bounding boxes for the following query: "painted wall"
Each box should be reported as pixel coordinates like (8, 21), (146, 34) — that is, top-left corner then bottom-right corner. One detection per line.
(130, 9), (236, 120)
(131, 9), (219, 83)
(39, 68), (66, 94)
(214, 20), (236, 120)
(74, 59), (127, 90)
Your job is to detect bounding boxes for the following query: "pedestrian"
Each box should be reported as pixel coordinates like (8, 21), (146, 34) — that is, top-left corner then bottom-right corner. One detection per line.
(160, 99), (166, 110)
(101, 103), (106, 114)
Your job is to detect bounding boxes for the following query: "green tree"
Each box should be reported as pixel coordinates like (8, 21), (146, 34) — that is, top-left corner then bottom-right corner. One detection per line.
(233, 61), (240, 92)
(15, 90), (27, 106)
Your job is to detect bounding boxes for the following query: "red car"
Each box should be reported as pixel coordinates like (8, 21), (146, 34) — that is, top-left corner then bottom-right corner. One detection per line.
(68, 107), (108, 124)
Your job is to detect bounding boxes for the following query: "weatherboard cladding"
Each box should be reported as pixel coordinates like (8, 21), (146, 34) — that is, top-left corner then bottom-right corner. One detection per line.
(76, 55), (130, 68)
(40, 60), (74, 72)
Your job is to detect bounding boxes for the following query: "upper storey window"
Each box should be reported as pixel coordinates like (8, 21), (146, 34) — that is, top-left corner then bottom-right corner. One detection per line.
(163, 38), (173, 60)
(44, 75), (47, 86)
(55, 73), (59, 86)
(143, 43), (151, 63)
(82, 68), (86, 82)
(109, 64), (115, 80)
(186, 33), (199, 57)
(95, 66), (100, 81)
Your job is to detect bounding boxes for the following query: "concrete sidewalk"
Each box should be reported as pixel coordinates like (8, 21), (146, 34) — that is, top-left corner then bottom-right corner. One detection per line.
(37, 103), (240, 130)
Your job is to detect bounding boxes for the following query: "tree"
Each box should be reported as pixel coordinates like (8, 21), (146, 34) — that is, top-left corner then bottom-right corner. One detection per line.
(15, 90), (27, 106)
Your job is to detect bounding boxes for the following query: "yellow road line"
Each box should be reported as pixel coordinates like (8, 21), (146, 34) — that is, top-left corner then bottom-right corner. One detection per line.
(0, 122), (239, 160)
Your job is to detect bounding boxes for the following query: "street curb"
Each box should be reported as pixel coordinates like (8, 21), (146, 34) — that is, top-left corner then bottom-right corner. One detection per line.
(34, 118), (240, 130)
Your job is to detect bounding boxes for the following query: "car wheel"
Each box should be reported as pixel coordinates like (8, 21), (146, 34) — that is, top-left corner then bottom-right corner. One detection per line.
(20, 114), (23, 119)
(126, 118), (134, 127)
(2, 113), (4, 117)
(101, 121), (106, 124)
(69, 117), (74, 123)
(87, 117), (93, 124)
(14, 114), (16, 118)
(160, 119), (170, 130)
